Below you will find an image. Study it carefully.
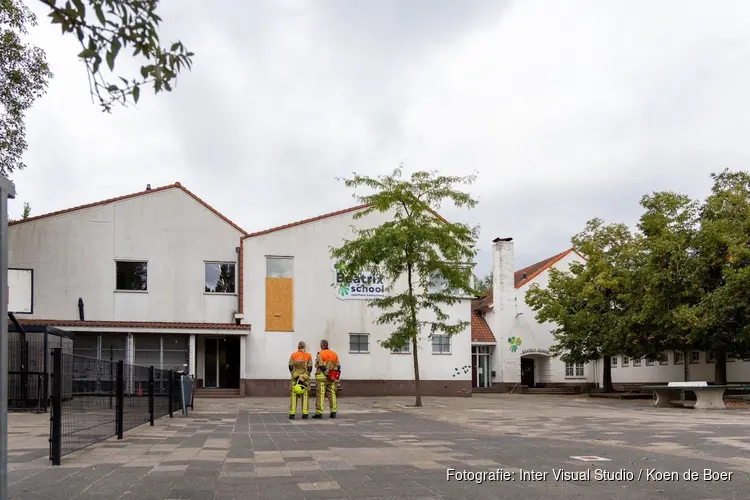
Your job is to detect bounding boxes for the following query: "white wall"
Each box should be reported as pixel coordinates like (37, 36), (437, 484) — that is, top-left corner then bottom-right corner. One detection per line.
(242, 208), (472, 382)
(9, 188), (244, 324)
(485, 243), (592, 386)
(598, 351), (750, 384)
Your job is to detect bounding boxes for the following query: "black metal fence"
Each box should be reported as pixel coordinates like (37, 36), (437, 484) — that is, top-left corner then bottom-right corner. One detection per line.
(49, 348), (186, 465)
(7, 320), (74, 412)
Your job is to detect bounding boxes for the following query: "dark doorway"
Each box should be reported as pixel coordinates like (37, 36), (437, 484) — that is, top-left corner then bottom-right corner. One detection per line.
(521, 358), (535, 388)
(205, 338), (218, 387)
(205, 337), (241, 389)
(220, 336), (241, 389)
(471, 352), (478, 387)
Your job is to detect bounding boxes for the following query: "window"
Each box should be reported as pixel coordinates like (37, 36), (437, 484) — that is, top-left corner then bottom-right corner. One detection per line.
(659, 352), (669, 365)
(611, 356), (617, 368)
(432, 334), (451, 354)
(646, 357), (654, 366)
(690, 351), (700, 364)
(391, 343), (411, 354)
(349, 333), (369, 353)
(707, 350), (716, 363)
(565, 362), (584, 377)
(116, 261), (147, 291)
(673, 351), (684, 365)
(621, 355), (629, 367)
(633, 357), (642, 367)
(266, 257), (293, 278)
(727, 353), (737, 362)
(205, 262), (236, 293)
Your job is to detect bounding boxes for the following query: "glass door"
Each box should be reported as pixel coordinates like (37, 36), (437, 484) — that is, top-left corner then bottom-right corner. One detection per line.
(205, 338), (219, 388)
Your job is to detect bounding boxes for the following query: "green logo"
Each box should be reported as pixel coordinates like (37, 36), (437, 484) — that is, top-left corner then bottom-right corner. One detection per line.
(508, 336), (522, 352)
(337, 284), (350, 296)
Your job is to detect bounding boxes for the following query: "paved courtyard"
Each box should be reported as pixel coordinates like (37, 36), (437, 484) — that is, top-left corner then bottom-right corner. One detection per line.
(6, 394), (750, 499)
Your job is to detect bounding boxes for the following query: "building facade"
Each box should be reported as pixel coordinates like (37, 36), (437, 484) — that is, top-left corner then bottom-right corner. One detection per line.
(8, 183), (250, 392)
(471, 237), (750, 390)
(238, 205), (473, 396)
(8, 184), (473, 397)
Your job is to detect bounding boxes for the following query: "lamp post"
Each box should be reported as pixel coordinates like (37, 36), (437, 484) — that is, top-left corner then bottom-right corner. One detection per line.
(0, 175), (16, 500)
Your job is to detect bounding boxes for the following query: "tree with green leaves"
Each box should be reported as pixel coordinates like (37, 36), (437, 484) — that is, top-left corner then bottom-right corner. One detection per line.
(526, 219), (637, 392)
(1, 0), (53, 176)
(627, 191), (701, 378)
(473, 272), (492, 294)
(1, 0), (193, 177)
(8, 200), (29, 222)
(690, 169), (750, 384)
(41, 0), (194, 111)
(330, 166), (479, 407)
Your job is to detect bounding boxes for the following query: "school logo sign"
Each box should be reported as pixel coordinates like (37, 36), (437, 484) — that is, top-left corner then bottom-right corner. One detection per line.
(332, 260), (386, 300)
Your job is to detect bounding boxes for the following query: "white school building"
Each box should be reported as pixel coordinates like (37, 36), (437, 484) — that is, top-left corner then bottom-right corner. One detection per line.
(471, 238), (750, 391)
(8, 184), (748, 397)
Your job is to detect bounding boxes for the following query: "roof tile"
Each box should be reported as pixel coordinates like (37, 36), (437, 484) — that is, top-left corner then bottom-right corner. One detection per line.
(8, 319), (249, 330)
(471, 310), (496, 343)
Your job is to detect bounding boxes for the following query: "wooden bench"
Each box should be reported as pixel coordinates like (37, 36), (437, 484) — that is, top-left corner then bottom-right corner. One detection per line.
(642, 382), (726, 409)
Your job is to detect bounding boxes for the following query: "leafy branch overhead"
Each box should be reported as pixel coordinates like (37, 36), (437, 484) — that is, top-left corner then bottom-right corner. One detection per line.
(0, 0), (53, 176)
(42, 0), (194, 111)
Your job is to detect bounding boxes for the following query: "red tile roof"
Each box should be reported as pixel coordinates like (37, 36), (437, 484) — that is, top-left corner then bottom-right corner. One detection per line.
(8, 319), (249, 330)
(471, 310), (496, 343)
(243, 204), (449, 239)
(474, 248), (584, 311)
(8, 183), (249, 236)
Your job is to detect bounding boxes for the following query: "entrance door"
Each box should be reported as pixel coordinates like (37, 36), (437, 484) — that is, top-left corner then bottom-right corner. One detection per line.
(471, 350), (478, 387)
(205, 338), (218, 388)
(218, 337), (241, 389)
(521, 358), (535, 388)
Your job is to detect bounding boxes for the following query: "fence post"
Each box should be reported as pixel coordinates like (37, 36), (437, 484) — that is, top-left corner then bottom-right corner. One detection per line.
(109, 347), (113, 410)
(168, 370), (174, 418)
(148, 366), (155, 426)
(50, 348), (62, 466)
(116, 361), (124, 439)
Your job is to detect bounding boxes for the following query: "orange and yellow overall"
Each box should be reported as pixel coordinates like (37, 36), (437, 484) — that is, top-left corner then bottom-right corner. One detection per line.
(288, 349), (312, 417)
(314, 348), (340, 416)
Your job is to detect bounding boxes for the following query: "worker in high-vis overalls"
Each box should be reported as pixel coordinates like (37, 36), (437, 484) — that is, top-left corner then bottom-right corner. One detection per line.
(313, 339), (340, 419)
(288, 341), (312, 419)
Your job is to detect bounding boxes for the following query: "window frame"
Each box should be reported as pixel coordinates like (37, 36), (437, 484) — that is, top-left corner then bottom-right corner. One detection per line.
(564, 361), (584, 378)
(690, 350), (700, 364)
(659, 352), (669, 365)
(431, 334), (452, 355)
(673, 351), (684, 365)
(611, 356), (617, 368)
(348, 333), (370, 354)
(265, 256), (294, 278)
(391, 343), (411, 355)
(707, 350), (716, 363)
(621, 355), (629, 367)
(204, 261), (237, 294)
(632, 357), (642, 367)
(114, 259), (148, 292)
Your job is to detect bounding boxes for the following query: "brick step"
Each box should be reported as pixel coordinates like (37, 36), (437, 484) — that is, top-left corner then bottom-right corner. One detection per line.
(194, 388), (241, 398)
(527, 387), (576, 394)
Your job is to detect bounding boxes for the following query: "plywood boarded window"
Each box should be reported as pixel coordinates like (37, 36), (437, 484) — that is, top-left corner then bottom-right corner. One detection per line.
(266, 257), (294, 331)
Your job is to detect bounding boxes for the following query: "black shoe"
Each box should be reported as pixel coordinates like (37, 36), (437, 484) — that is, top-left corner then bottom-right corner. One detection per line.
(302, 414), (309, 419)
(312, 414), (322, 419)
(329, 412), (337, 418)
(289, 414), (295, 419)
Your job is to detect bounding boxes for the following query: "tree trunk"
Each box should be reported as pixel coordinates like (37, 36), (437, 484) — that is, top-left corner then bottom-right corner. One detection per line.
(411, 336), (421, 407)
(683, 350), (689, 382)
(715, 347), (727, 385)
(407, 263), (421, 407)
(601, 356), (613, 393)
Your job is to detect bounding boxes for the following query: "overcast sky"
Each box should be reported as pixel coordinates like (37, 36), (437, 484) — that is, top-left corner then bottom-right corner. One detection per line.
(11, 0), (750, 277)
